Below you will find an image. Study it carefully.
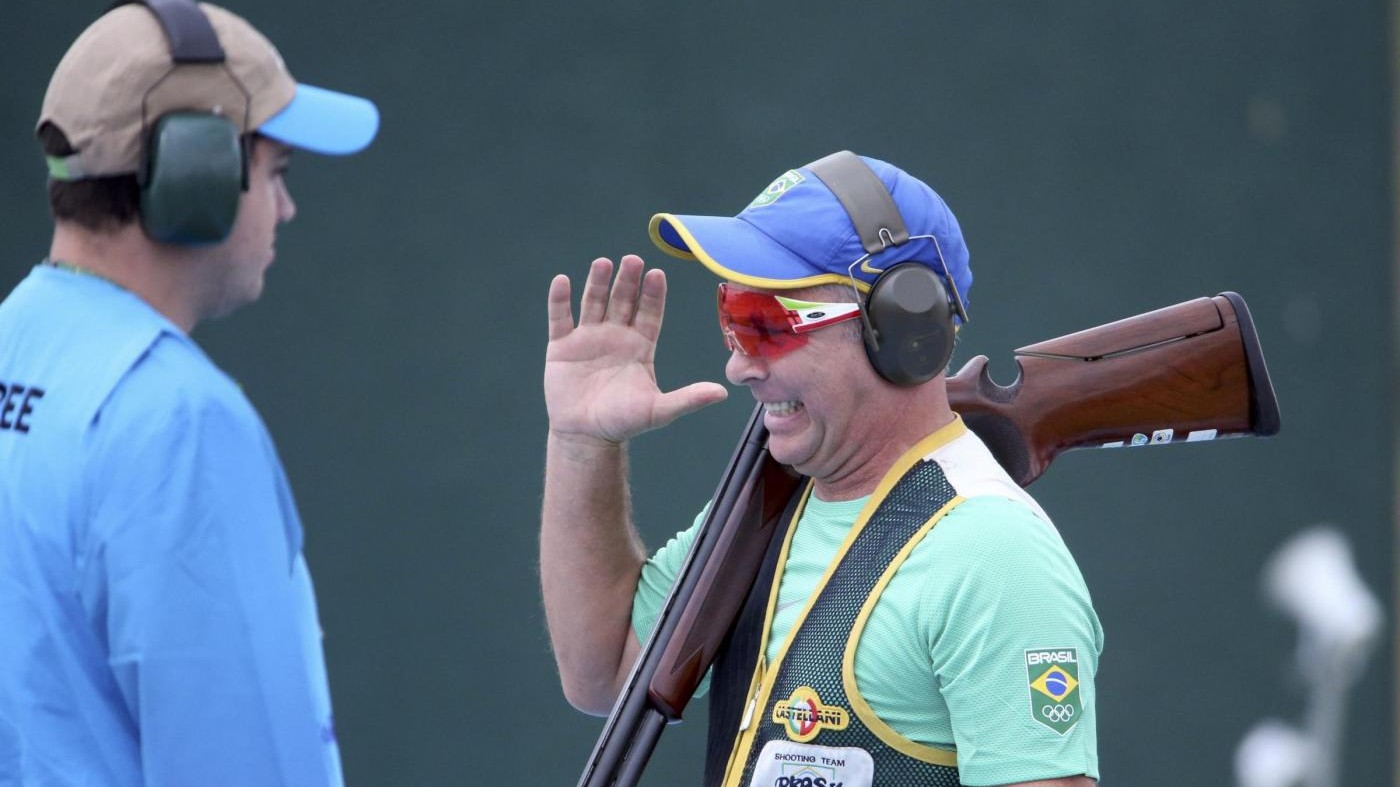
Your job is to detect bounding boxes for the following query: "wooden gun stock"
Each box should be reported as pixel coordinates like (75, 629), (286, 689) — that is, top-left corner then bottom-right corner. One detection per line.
(578, 291), (1280, 787)
(646, 455), (800, 720)
(950, 291), (1280, 486)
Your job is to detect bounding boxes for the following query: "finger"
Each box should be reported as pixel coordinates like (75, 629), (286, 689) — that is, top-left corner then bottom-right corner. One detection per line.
(633, 267), (667, 342)
(578, 257), (614, 324)
(546, 274), (574, 342)
(606, 254), (646, 325)
(651, 382), (729, 428)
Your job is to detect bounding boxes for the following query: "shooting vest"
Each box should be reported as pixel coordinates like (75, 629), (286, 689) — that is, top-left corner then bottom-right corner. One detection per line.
(706, 429), (966, 787)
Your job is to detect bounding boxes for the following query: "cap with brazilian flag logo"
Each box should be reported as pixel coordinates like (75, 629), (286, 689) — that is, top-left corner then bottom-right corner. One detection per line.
(648, 152), (972, 313)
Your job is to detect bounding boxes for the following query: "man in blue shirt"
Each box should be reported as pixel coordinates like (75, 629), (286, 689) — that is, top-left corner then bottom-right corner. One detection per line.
(0, 2), (378, 784)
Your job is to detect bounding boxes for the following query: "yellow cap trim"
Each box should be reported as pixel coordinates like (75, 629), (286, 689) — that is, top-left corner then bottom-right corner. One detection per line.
(648, 212), (874, 294)
(647, 213), (700, 261)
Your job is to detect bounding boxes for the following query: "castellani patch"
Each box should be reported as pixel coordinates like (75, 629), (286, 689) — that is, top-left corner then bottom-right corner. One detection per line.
(771, 686), (850, 743)
(1025, 648), (1083, 735)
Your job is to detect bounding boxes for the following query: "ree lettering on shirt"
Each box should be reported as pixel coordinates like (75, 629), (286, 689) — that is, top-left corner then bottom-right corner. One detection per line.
(0, 380), (45, 434)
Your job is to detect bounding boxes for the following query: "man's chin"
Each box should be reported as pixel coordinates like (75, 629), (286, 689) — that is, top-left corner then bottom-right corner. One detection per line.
(205, 284), (264, 323)
(767, 437), (815, 473)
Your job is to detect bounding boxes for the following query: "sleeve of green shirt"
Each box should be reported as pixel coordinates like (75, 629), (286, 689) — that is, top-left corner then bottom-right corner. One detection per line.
(920, 495), (1104, 786)
(631, 506), (710, 697)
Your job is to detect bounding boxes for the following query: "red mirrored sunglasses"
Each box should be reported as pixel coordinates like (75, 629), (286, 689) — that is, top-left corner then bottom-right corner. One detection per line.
(715, 283), (863, 359)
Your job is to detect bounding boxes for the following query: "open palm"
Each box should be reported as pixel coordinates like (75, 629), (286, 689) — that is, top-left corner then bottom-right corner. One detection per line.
(545, 255), (727, 444)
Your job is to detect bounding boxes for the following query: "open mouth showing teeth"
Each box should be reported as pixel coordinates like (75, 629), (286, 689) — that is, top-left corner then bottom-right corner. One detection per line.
(764, 401), (804, 417)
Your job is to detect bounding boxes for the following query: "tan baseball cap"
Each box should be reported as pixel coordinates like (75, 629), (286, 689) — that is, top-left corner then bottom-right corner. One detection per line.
(40, 2), (379, 180)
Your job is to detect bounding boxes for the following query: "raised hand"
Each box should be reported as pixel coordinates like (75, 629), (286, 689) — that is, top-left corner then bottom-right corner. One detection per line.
(545, 255), (728, 445)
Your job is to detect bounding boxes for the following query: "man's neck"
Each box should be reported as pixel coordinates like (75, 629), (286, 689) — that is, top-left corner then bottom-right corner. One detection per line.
(49, 223), (202, 332)
(809, 401), (957, 502)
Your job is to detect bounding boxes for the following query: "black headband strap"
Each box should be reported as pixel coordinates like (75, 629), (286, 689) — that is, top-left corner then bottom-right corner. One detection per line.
(109, 0), (225, 63)
(804, 150), (910, 255)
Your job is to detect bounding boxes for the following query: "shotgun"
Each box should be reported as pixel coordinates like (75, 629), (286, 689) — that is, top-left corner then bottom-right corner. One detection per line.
(576, 291), (1280, 786)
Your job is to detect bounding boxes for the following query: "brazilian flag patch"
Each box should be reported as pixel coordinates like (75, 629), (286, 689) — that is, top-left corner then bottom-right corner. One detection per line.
(747, 170), (804, 208)
(1025, 648), (1082, 735)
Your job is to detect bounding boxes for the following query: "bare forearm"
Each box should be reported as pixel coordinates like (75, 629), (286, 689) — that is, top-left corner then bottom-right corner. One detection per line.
(540, 430), (646, 713)
(539, 256), (724, 713)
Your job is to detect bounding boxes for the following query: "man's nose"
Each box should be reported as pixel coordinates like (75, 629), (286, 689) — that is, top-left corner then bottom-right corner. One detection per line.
(725, 349), (768, 386)
(278, 182), (297, 224)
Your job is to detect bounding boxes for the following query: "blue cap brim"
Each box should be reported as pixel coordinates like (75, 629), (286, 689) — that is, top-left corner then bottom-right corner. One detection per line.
(649, 213), (866, 292)
(258, 83), (379, 155)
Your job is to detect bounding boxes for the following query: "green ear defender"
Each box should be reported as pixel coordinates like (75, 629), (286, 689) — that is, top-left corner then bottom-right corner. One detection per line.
(112, 0), (250, 245)
(140, 112), (245, 245)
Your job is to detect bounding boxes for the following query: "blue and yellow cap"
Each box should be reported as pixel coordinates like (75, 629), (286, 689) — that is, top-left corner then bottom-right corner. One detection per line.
(648, 153), (971, 306)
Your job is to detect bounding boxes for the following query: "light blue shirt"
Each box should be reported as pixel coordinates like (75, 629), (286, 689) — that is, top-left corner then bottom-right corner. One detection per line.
(0, 265), (343, 787)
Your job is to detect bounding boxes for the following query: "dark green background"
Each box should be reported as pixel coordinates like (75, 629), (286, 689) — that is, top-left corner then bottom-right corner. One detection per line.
(2, 1), (1392, 783)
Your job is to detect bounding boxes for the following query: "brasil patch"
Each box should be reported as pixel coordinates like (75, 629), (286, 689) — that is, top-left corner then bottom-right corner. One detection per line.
(771, 686), (850, 743)
(1025, 648), (1083, 735)
(748, 169), (804, 208)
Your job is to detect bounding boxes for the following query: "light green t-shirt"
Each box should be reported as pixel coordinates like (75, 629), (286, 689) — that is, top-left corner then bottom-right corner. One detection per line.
(633, 469), (1103, 785)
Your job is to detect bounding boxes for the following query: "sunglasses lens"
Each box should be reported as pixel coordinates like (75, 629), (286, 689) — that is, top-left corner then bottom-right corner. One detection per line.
(716, 284), (808, 359)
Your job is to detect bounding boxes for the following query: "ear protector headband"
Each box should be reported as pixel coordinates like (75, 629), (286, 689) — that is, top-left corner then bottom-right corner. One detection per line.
(116, 0), (249, 245)
(804, 151), (967, 386)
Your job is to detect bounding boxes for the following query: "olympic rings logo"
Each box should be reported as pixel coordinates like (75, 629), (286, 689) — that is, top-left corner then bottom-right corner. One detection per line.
(1041, 704), (1076, 723)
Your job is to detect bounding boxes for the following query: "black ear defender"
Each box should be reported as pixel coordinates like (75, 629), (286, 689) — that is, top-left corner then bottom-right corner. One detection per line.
(117, 0), (248, 245)
(804, 151), (968, 387)
(860, 264), (956, 386)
